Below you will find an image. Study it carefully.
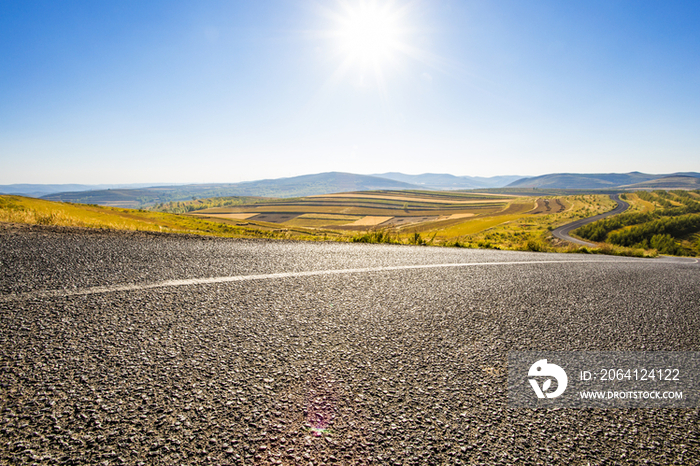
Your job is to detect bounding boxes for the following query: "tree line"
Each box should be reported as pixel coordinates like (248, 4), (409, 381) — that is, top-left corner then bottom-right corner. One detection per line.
(576, 190), (700, 255)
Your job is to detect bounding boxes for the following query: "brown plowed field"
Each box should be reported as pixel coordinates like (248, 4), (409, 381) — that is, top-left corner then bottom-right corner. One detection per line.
(312, 193), (517, 204)
(376, 216), (439, 228)
(186, 191), (572, 237)
(248, 213), (302, 223)
(529, 198), (566, 214)
(199, 205), (500, 217)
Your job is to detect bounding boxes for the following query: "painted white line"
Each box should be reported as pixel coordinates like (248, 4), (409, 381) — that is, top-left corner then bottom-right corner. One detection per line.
(0, 258), (654, 302)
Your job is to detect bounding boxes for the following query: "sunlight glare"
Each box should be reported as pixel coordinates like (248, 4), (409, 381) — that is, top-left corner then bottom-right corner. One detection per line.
(313, 0), (441, 100)
(338, 2), (401, 64)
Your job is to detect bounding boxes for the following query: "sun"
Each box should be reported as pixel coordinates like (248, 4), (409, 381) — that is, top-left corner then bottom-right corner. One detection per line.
(321, 0), (416, 90)
(314, 1), (435, 96)
(337, 2), (402, 65)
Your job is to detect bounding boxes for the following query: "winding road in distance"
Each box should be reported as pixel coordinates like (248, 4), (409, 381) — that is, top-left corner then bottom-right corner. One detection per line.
(552, 193), (629, 246)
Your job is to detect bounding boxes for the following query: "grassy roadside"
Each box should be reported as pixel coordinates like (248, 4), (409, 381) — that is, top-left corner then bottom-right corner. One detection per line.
(0, 195), (290, 240)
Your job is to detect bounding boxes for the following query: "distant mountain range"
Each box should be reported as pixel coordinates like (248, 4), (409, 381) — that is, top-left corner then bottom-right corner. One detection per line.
(506, 172), (700, 189)
(1, 173), (519, 199)
(1, 171), (698, 208)
(619, 175), (700, 190)
(374, 173), (523, 189)
(0, 183), (174, 198)
(37, 173), (425, 207)
(31, 172), (528, 207)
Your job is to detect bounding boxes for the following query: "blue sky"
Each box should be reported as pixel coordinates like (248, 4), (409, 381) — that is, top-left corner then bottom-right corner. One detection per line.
(1, 0), (699, 184)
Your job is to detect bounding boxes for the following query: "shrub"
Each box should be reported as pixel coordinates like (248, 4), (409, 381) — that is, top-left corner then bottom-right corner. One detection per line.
(408, 232), (425, 245)
(523, 239), (549, 252)
(576, 212), (653, 241)
(606, 214), (700, 248)
(351, 230), (397, 244)
(649, 234), (683, 255)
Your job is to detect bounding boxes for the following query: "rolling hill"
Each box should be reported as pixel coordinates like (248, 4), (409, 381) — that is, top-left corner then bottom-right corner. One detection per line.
(620, 175), (700, 190)
(41, 172), (423, 207)
(0, 183), (174, 198)
(507, 172), (700, 189)
(23, 170), (700, 209)
(374, 173), (523, 189)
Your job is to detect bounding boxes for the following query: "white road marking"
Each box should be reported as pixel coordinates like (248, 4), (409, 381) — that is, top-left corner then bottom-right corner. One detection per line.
(0, 258), (657, 302)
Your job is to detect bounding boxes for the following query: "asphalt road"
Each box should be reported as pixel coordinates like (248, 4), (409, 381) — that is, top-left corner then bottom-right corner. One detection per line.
(552, 194), (630, 247)
(1, 223), (699, 465)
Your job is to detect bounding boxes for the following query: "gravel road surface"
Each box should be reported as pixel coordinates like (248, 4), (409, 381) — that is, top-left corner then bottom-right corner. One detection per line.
(1, 223), (699, 465)
(552, 194), (630, 247)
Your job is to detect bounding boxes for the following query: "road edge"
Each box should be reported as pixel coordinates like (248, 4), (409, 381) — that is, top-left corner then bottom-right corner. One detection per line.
(551, 194), (630, 247)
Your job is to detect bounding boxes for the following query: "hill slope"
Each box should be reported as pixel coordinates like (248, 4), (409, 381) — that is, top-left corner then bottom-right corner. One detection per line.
(0, 183), (173, 198)
(507, 172), (700, 189)
(42, 172), (422, 207)
(375, 173), (523, 189)
(621, 176), (700, 190)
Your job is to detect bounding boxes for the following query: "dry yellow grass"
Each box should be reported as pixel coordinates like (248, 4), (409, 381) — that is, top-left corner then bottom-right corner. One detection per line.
(191, 212), (258, 220)
(434, 214), (526, 238)
(625, 193), (655, 213)
(347, 216), (394, 226)
(0, 195), (289, 239)
(0, 197), (162, 231)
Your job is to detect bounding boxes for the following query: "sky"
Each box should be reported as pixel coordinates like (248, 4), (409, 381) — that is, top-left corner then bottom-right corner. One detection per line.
(1, 0), (699, 184)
